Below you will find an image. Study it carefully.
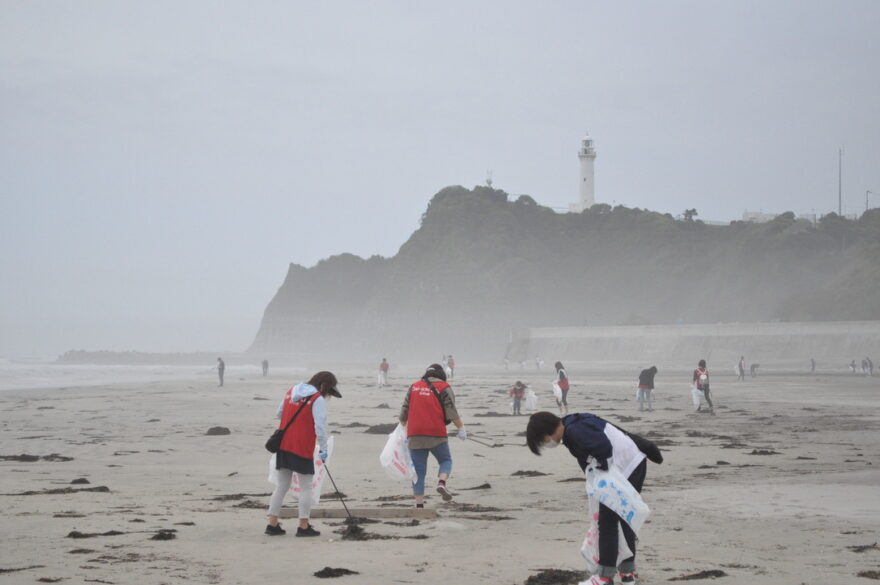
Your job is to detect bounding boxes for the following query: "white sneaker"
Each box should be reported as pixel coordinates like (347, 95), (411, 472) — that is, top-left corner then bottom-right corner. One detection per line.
(578, 576), (613, 585)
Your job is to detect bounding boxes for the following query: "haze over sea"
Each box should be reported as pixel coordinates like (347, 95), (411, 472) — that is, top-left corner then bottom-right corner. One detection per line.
(0, 358), (309, 392)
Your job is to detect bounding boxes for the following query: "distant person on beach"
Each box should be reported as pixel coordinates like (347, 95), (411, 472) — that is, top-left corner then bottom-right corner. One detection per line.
(555, 361), (570, 414)
(265, 371), (341, 537)
(810, 358), (816, 373)
(637, 366), (657, 412)
(750, 363), (759, 378)
(399, 363), (466, 508)
(509, 380), (526, 415)
(446, 355), (455, 379)
(693, 359), (714, 414)
(378, 358), (390, 387)
(262, 359), (269, 377)
(536, 355), (544, 370)
(526, 411), (662, 585)
(217, 358), (225, 387)
(868, 357), (874, 377)
(504, 357), (510, 370)
(850, 360), (857, 374)
(737, 356), (746, 381)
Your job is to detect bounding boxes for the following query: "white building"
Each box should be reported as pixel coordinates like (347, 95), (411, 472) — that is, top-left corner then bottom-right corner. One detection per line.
(570, 133), (596, 213)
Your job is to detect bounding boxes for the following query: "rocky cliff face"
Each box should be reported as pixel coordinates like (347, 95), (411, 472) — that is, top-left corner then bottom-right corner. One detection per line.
(249, 186), (880, 362)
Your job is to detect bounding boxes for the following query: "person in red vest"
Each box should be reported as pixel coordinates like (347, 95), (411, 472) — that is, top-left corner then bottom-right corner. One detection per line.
(693, 359), (714, 414)
(265, 371), (341, 536)
(399, 363), (466, 507)
(378, 358), (390, 387)
(555, 361), (570, 414)
(509, 380), (527, 415)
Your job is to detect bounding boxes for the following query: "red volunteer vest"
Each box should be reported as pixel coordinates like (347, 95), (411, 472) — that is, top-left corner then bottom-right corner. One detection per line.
(407, 379), (450, 438)
(278, 389), (319, 459)
(557, 374), (570, 391)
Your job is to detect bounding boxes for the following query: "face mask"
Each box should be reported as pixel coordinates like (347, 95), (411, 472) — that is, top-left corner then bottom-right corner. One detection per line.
(543, 438), (560, 449)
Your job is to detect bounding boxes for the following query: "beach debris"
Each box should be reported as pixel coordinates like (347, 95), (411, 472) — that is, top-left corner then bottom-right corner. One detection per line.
(375, 403), (390, 409)
(857, 570), (880, 579)
(66, 530), (125, 539)
(314, 567), (359, 578)
(0, 566), (46, 575)
(511, 470), (548, 477)
(205, 426), (231, 435)
(524, 568), (584, 584)
(150, 529), (177, 540)
(461, 482), (492, 490)
(7, 486), (109, 496)
(67, 549), (97, 554)
(211, 492), (270, 501)
(363, 423), (397, 435)
(670, 569), (728, 580)
(0, 454), (73, 462)
(847, 542), (878, 553)
(339, 524), (374, 540)
(70, 478), (90, 484)
(748, 449), (780, 455)
(37, 577), (62, 582)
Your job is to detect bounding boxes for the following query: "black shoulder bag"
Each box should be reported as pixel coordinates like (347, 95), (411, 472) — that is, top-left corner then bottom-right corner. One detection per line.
(265, 394), (316, 453)
(423, 378), (451, 425)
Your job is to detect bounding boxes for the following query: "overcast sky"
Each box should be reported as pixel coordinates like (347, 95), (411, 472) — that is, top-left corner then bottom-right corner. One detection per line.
(1, 1), (878, 358)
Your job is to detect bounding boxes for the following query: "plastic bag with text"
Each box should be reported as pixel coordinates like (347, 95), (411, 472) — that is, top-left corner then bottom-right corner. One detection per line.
(524, 389), (539, 412)
(580, 494), (634, 575)
(379, 423), (416, 483)
(585, 464), (650, 534)
(690, 385), (703, 411)
(267, 435), (334, 507)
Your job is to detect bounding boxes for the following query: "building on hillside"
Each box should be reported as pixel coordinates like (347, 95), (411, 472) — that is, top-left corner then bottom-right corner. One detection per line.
(570, 133), (596, 213)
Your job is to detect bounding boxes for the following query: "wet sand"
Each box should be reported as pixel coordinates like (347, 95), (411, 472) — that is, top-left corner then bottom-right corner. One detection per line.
(1, 365), (878, 584)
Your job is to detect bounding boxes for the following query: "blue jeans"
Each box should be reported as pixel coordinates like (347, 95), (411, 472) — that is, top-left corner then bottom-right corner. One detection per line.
(409, 442), (453, 495)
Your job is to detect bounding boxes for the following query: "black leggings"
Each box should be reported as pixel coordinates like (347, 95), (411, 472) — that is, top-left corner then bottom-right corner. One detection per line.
(702, 387), (713, 408)
(598, 459), (647, 570)
(557, 388), (568, 407)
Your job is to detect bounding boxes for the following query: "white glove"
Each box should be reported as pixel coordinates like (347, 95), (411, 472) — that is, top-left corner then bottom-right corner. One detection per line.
(457, 427), (467, 441)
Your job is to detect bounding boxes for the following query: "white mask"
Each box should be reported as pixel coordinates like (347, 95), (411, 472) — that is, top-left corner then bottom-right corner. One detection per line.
(543, 438), (560, 449)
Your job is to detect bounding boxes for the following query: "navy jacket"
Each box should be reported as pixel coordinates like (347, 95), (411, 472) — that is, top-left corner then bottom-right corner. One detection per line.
(561, 413), (613, 472)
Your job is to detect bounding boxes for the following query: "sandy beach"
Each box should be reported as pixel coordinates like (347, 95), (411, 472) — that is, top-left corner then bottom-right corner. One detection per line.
(1, 364), (878, 584)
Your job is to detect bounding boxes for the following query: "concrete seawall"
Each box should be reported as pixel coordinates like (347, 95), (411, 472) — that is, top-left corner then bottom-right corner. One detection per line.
(523, 321), (880, 369)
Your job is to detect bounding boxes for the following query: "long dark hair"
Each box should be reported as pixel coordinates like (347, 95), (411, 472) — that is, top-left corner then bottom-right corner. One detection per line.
(308, 371), (338, 396)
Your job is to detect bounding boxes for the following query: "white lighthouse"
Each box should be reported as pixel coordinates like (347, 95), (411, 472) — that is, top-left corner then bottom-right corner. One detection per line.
(571, 133), (596, 213)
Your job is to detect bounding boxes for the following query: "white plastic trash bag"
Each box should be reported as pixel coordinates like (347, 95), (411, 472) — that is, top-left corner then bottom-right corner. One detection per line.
(552, 381), (563, 402)
(585, 464), (650, 534)
(379, 423), (416, 483)
(691, 385), (703, 411)
(524, 389), (539, 412)
(267, 436), (334, 507)
(581, 494), (634, 575)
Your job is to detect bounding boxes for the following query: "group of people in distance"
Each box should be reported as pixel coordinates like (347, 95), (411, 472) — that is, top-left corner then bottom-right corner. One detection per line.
(263, 361), (666, 585)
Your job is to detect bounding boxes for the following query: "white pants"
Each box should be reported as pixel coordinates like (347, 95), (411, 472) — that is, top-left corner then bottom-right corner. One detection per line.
(267, 469), (313, 520)
(378, 371), (387, 386)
